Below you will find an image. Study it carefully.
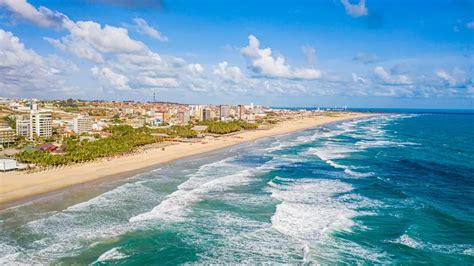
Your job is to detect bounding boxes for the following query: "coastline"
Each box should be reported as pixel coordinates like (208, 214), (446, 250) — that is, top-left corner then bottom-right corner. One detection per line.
(0, 112), (376, 210)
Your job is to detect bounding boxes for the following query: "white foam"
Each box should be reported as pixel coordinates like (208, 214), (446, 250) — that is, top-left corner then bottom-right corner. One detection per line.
(390, 234), (474, 255)
(356, 140), (418, 149)
(130, 170), (254, 222)
(94, 247), (127, 263)
(308, 146), (358, 161)
(268, 179), (361, 243)
(9, 178), (160, 263)
(343, 168), (373, 177)
(395, 234), (420, 249)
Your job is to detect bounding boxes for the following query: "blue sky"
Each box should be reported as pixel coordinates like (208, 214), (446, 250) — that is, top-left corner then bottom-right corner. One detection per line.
(0, 0), (473, 108)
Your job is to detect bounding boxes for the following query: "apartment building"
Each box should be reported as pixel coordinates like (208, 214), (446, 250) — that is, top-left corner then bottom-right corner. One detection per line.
(0, 126), (16, 146)
(30, 109), (53, 139)
(73, 115), (92, 134)
(16, 115), (30, 138)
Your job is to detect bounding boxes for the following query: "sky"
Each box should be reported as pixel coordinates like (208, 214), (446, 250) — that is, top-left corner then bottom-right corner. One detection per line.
(0, 0), (473, 108)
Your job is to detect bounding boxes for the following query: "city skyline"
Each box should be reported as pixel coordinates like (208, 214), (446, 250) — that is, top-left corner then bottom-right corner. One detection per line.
(1, 0), (473, 108)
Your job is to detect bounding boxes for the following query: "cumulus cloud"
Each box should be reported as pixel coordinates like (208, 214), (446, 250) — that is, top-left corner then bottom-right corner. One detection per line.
(373, 66), (411, 85)
(186, 63), (204, 75)
(435, 68), (469, 88)
(0, 0), (69, 28)
(135, 76), (179, 88)
(241, 35), (321, 80)
(213, 61), (244, 84)
(46, 21), (146, 62)
(91, 66), (131, 91)
(0, 29), (77, 97)
(301, 45), (317, 65)
(341, 0), (368, 17)
(352, 73), (366, 84)
(132, 18), (168, 42)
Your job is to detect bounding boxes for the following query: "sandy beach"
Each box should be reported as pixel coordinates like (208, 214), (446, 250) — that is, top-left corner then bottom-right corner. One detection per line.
(0, 112), (374, 209)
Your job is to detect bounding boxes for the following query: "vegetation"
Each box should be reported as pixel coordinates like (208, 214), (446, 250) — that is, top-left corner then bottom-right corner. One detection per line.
(15, 125), (162, 167)
(200, 120), (258, 134)
(145, 125), (197, 138)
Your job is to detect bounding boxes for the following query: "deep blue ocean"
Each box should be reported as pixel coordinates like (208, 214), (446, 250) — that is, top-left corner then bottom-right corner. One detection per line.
(1, 112), (473, 264)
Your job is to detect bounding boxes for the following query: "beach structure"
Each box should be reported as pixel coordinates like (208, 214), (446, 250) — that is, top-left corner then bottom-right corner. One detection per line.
(191, 125), (208, 132)
(0, 158), (18, 172)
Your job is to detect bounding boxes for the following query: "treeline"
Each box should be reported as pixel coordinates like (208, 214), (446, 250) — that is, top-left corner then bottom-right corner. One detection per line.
(200, 120), (258, 134)
(144, 125), (198, 138)
(15, 125), (161, 167)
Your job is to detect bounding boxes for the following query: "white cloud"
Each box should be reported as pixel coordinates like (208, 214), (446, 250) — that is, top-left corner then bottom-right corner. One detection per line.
(186, 63), (204, 75)
(435, 69), (456, 86)
(0, 29), (77, 97)
(0, 0), (68, 28)
(132, 18), (168, 42)
(352, 73), (366, 84)
(241, 35), (321, 80)
(213, 61), (244, 84)
(301, 45), (316, 65)
(435, 68), (469, 88)
(91, 66), (131, 91)
(373, 66), (411, 85)
(135, 76), (179, 88)
(340, 0), (368, 17)
(467, 21), (474, 30)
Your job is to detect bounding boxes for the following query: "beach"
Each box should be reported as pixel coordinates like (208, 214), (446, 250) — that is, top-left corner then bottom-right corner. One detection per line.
(1, 112), (473, 264)
(0, 112), (373, 209)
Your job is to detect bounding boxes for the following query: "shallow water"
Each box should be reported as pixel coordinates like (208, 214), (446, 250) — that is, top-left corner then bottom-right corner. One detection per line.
(1, 113), (473, 264)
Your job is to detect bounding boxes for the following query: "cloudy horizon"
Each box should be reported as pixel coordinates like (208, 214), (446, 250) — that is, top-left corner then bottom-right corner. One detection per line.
(0, 0), (473, 108)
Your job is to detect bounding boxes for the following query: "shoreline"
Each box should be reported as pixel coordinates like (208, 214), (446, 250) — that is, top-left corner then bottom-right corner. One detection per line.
(0, 112), (376, 210)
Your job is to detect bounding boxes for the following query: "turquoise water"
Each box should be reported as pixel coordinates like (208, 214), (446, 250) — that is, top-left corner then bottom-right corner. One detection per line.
(1, 114), (473, 264)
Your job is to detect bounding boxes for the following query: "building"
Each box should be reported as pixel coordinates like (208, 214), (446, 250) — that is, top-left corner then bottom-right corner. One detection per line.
(0, 158), (18, 172)
(0, 127), (16, 146)
(16, 115), (30, 138)
(238, 105), (246, 120)
(202, 108), (211, 121)
(30, 109), (53, 140)
(219, 105), (230, 121)
(177, 111), (190, 125)
(73, 115), (92, 134)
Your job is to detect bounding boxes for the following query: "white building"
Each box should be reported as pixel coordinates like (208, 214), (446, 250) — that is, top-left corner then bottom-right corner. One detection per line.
(0, 158), (18, 172)
(219, 105), (230, 121)
(73, 115), (92, 134)
(30, 109), (53, 140)
(16, 115), (30, 138)
(0, 126), (16, 146)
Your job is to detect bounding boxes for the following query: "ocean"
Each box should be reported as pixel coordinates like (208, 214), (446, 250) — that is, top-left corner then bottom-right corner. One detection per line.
(1, 112), (473, 264)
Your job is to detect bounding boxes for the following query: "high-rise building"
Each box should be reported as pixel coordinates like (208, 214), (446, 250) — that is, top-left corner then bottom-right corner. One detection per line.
(30, 109), (52, 139)
(177, 111), (190, 124)
(238, 105), (246, 120)
(219, 105), (230, 120)
(16, 115), (30, 138)
(202, 108), (211, 121)
(73, 115), (92, 134)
